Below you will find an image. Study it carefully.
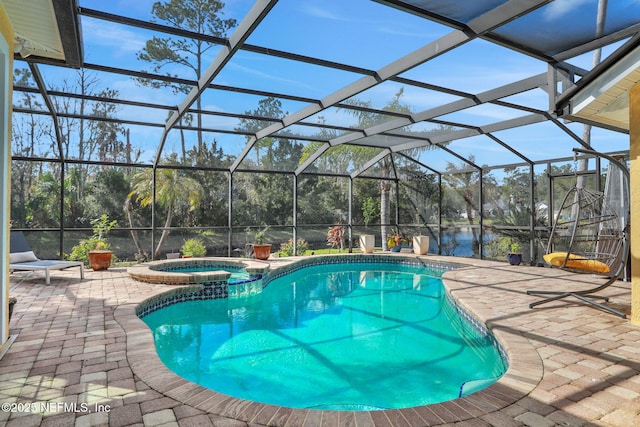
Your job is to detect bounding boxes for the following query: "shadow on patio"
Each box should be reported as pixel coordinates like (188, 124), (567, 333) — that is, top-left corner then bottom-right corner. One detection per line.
(1, 257), (638, 426)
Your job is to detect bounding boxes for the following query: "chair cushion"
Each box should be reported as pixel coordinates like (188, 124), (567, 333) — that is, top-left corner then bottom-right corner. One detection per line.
(543, 252), (610, 274)
(10, 251), (39, 263)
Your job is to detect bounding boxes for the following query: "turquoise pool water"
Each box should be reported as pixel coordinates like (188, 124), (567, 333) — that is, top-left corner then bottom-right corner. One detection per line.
(142, 261), (506, 410)
(170, 266), (254, 284)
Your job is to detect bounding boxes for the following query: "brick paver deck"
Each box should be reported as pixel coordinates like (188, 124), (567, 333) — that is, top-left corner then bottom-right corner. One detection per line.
(1, 255), (639, 426)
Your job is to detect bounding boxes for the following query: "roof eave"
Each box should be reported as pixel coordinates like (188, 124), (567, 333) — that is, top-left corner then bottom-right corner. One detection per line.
(52, 0), (82, 68)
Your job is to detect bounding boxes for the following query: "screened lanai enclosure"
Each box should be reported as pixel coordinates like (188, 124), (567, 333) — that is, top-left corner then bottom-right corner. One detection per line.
(5, 0), (637, 264)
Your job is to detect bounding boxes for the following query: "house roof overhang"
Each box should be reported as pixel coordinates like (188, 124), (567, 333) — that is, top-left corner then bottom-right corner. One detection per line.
(1, 0), (82, 68)
(556, 35), (640, 132)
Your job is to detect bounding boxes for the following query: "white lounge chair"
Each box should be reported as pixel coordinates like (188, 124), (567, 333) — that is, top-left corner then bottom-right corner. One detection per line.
(9, 231), (84, 285)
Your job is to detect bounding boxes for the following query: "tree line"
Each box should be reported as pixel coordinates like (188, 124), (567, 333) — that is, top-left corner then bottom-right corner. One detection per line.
(10, 0), (577, 262)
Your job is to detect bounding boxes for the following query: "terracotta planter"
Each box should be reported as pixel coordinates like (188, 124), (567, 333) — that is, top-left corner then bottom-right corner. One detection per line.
(88, 250), (113, 271)
(253, 244), (272, 260)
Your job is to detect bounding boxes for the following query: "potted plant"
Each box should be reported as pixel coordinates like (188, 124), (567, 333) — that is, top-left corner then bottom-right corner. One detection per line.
(387, 228), (405, 252)
(252, 226), (271, 260)
(507, 242), (522, 266)
(181, 238), (207, 258)
(387, 228), (402, 252)
(89, 241), (114, 271)
(360, 197), (377, 254)
(70, 214), (117, 271)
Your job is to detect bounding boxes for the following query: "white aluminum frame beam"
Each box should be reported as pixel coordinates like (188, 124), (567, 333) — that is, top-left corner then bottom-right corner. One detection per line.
(350, 149), (392, 179)
(390, 113), (547, 154)
(154, 0), (278, 166)
(237, 0), (549, 174)
(297, 73), (547, 174)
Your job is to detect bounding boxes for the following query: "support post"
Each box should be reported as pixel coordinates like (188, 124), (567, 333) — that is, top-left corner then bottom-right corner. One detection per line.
(228, 172), (233, 257)
(151, 167), (156, 259)
(529, 163), (536, 264)
(293, 174), (297, 255)
(438, 174), (443, 255)
(478, 169), (484, 259)
(629, 83), (640, 324)
(0, 12), (12, 347)
(348, 177), (353, 253)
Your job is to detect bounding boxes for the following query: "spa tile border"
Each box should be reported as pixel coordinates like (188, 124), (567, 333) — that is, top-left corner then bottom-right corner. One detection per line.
(263, 253), (465, 288)
(443, 291), (510, 372)
(136, 283), (226, 317)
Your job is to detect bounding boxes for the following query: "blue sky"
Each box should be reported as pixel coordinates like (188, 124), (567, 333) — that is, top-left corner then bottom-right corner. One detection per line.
(15, 0), (632, 174)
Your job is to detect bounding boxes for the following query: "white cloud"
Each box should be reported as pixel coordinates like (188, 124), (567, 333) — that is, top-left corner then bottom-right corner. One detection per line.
(299, 4), (355, 22)
(225, 62), (316, 92)
(82, 18), (147, 59)
(376, 26), (442, 39)
(543, 0), (592, 21)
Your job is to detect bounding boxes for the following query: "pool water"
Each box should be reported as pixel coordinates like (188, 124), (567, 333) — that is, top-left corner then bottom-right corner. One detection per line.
(170, 266), (253, 284)
(142, 262), (506, 410)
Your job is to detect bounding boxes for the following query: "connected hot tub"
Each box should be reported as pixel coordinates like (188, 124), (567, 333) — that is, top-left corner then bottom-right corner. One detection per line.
(127, 258), (269, 298)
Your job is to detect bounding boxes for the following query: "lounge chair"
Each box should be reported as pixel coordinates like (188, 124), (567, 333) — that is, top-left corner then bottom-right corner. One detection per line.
(9, 231), (84, 285)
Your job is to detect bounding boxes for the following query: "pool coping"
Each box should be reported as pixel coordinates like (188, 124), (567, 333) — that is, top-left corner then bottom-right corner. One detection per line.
(115, 254), (542, 425)
(127, 257), (270, 284)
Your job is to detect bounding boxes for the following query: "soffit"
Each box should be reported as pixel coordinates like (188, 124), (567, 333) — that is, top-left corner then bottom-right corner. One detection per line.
(1, 0), (82, 67)
(557, 38), (640, 131)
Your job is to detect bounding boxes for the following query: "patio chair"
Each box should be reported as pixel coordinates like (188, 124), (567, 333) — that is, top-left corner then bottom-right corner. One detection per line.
(527, 149), (629, 318)
(9, 231), (84, 285)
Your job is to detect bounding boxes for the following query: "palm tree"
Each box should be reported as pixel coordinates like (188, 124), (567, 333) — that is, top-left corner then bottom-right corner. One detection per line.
(339, 89), (453, 249)
(444, 158), (481, 254)
(127, 167), (203, 259)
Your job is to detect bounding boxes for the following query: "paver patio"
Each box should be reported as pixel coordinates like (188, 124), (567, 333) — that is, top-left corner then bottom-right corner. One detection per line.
(1, 255), (639, 426)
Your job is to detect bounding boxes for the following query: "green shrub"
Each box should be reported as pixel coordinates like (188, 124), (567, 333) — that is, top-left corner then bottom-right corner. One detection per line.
(69, 239), (99, 265)
(181, 238), (207, 257)
(69, 214), (117, 265)
(254, 226), (270, 245)
(362, 196), (378, 227)
(484, 236), (510, 259)
(279, 238), (309, 257)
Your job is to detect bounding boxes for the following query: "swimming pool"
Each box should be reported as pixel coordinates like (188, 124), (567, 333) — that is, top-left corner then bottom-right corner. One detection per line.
(140, 258), (506, 410)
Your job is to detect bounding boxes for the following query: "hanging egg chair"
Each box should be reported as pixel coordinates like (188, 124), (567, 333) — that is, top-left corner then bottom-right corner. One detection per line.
(527, 149), (630, 318)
